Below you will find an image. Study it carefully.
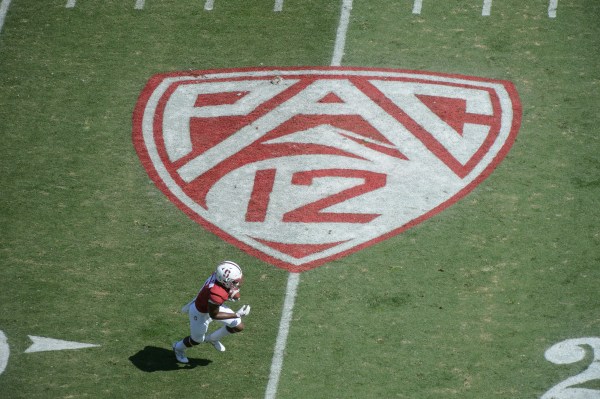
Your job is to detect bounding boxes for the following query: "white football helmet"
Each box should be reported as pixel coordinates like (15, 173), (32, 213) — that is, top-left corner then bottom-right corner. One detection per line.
(215, 261), (243, 289)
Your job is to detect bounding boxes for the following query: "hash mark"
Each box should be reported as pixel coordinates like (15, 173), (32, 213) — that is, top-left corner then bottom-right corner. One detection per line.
(548, 0), (558, 18)
(0, 0), (11, 35)
(274, 0), (283, 12)
(482, 0), (492, 16)
(412, 0), (422, 15)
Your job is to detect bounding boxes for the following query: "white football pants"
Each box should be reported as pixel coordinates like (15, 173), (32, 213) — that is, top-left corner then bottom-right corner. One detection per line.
(188, 302), (241, 343)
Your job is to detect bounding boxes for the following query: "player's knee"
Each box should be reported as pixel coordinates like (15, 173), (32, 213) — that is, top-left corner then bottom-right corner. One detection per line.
(227, 323), (244, 333)
(188, 334), (204, 345)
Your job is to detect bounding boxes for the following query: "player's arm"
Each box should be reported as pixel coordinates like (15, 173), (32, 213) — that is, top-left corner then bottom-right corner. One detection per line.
(207, 301), (238, 320)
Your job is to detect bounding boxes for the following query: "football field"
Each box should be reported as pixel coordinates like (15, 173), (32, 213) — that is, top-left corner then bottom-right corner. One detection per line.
(1, 1), (599, 398)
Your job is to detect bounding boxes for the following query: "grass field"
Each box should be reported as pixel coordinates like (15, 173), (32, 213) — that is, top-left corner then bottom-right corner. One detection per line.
(1, 1), (599, 398)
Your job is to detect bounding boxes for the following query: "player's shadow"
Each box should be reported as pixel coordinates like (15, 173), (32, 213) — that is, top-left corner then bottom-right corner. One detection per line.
(129, 346), (212, 372)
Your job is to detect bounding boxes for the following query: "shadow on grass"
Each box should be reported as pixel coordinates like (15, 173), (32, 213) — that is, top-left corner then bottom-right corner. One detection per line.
(129, 346), (212, 372)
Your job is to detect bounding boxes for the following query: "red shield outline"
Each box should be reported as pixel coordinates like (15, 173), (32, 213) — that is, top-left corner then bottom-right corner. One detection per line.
(133, 67), (521, 272)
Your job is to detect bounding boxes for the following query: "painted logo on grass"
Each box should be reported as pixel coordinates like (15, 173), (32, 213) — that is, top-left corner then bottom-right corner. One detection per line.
(132, 67), (521, 272)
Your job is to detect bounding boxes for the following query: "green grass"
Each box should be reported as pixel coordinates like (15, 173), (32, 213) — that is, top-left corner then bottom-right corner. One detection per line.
(1, 0), (599, 398)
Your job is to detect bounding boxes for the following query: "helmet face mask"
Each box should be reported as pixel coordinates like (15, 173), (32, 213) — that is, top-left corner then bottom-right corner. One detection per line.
(215, 261), (243, 289)
(230, 276), (243, 288)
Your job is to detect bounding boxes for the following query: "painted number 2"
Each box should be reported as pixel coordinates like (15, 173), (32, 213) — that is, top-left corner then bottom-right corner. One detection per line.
(245, 168), (386, 223)
(542, 337), (600, 398)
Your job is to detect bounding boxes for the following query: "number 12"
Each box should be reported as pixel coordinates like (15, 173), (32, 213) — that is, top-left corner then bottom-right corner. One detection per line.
(245, 168), (387, 224)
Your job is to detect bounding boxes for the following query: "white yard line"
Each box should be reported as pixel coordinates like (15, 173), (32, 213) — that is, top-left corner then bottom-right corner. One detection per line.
(204, 0), (214, 11)
(66, 0), (76, 8)
(0, 330), (8, 377)
(264, 273), (300, 399)
(482, 0), (492, 16)
(412, 0), (422, 15)
(274, 0), (283, 12)
(331, 0), (352, 67)
(548, 0), (558, 18)
(135, 0), (145, 10)
(264, 2), (353, 398)
(0, 0), (11, 35)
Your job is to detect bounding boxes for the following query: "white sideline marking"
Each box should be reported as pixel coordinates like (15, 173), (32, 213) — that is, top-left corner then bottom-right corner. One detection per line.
(0, 0), (12, 34)
(0, 330), (8, 376)
(264, 273), (300, 399)
(204, 0), (214, 11)
(265, 3), (353, 398)
(548, 0), (558, 18)
(482, 0), (492, 16)
(412, 0), (422, 15)
(66, 0), (76, 8)
(274, 0), (283, 12)
(331, 0), (352, 67)
(135, 0), (145, 10)
(24, 336), (100, 353)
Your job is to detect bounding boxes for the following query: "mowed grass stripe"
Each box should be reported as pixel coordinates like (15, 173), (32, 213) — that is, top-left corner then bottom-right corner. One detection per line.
(0, 1), (348, 398)
(266, 2), (354, 397)
(274, 0), (599, 397)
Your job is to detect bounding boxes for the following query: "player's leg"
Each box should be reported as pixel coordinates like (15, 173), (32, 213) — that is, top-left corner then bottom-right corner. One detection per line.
(172, 303), (211, 363)
(204, 306), (244, 352)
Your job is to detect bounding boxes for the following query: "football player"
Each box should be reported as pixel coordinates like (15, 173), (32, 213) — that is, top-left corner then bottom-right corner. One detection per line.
(172, 261), (251, 363)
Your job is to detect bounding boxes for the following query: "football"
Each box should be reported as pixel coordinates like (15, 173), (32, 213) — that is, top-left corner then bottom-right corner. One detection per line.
(229, 289), (240, 301)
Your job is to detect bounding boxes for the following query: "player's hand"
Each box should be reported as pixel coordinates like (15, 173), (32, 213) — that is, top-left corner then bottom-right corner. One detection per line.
(236, 305), (251, 318)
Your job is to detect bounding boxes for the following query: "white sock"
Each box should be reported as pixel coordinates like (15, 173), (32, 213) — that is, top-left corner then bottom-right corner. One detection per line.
(175, 340), (187, 351)
(206, 326), (231, 342)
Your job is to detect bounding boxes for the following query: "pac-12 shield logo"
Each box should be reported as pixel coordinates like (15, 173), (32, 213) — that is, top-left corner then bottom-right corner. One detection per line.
(132, 67), (521, 272)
